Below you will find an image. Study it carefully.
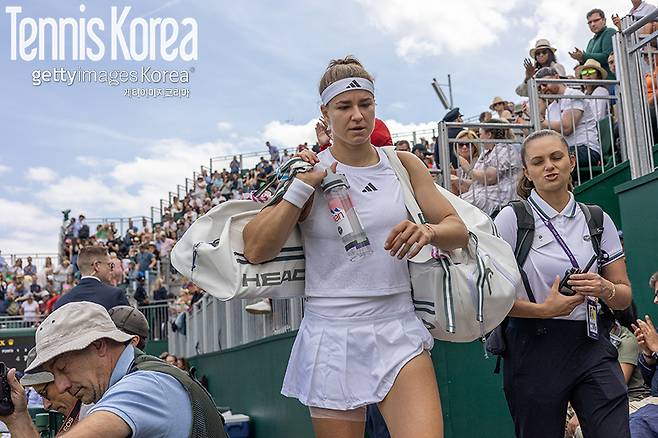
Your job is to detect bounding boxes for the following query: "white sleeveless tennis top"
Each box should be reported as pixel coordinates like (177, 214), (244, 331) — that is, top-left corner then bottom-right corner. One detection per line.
(299, 147), (411, 297)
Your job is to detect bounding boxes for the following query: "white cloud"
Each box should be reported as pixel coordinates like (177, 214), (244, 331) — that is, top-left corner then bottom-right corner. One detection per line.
(216, 121), (233, 131)
(76, 156), (121, 168)
(25, 166), (57, 183)
(0, 164), (10, 175)
(262, 119), (318, 148)
(356, 0), (521, 61)
(0, 198), (61, 234)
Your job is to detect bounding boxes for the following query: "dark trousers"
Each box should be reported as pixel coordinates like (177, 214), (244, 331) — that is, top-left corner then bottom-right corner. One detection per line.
(503, 318), (630, 438)
(570, 145), (601, 168)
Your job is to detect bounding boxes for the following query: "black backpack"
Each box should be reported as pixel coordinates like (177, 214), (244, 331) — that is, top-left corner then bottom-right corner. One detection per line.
(487, 199), (607, 373)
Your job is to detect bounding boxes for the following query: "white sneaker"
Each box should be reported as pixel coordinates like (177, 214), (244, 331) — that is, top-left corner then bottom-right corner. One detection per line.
(245, 299), (272, 315)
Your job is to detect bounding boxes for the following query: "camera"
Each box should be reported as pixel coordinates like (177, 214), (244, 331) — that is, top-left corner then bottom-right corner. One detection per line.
(0, 362), (15, 416)
(558, 267), (580, 296)
(558, 254), (597, 296)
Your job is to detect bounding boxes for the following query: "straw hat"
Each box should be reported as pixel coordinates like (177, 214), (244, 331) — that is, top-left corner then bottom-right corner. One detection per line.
(489, 96), (510, 111)
(530, 39), (558, 58)
(575, 58), (608, 79)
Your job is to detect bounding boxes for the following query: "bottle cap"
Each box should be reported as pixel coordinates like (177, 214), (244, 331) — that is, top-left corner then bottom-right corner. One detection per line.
(321, 170), (349, 192)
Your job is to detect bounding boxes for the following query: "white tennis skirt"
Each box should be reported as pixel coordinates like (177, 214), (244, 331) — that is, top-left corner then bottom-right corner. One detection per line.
(281, 292), (434, 410)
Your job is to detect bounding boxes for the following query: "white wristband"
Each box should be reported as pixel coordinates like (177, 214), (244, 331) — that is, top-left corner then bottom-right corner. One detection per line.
(283, 178), (315, 209)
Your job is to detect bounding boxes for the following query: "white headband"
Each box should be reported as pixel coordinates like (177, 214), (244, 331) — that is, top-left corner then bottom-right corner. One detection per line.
(320, 77), (375, 105)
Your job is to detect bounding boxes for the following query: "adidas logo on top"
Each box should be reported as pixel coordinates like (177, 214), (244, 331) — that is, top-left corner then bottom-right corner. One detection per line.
(362, 182), (378, 192)
(346, 80), (361, 89)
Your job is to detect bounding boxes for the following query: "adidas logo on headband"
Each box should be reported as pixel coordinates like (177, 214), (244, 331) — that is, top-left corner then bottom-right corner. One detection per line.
(321, 77), (375, 105)
(346, 80), (361, 89)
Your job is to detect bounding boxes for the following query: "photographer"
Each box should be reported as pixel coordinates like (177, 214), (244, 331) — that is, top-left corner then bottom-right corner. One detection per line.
(494, 130), (632, 438)
(15, 301), (227, 437)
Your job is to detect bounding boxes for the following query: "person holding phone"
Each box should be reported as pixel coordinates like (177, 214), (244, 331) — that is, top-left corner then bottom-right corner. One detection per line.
(493, 129), (632, 438)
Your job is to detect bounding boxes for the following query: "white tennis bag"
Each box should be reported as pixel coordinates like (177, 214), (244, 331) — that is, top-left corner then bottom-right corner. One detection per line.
(383, 147), (520, 343)
(170, 199), (306, 301)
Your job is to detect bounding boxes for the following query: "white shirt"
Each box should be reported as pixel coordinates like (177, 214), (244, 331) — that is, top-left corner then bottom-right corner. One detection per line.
(494, 190), (624, 320)
(546, 87), (601, 153)
(460, 143), (522, 216)
(629, 1), (656, 19)
(589, 86), (611, 122)
(299, 147), (411, 297)
(21, 300), (39, 322)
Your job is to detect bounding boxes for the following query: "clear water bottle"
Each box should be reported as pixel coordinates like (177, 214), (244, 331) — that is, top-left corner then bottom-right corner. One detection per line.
(321, 170), (373, 261)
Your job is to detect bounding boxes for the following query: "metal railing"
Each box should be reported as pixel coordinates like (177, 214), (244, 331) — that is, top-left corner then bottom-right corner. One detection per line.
(615, 10), (658, 177)
(527, 77), (625, 186)
(0, 314), (44, 329)
(168, 295), (304, 357)
(437, 121), (528, 216)
(137, 301), (172, 341)
(0, 254), (59, 276)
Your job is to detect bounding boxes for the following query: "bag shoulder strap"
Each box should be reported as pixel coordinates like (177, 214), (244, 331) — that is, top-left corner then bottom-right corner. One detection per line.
(382, 147), (427, 224)
(578, 203), (605, 267)
(509, 200), (536, 303)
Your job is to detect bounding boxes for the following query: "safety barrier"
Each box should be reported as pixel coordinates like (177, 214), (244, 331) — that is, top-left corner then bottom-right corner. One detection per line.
(0, 253), (59, 276)
(527, 77), (624, 186)
(614, 11), (658, 178)
(168, 294), (304, 357)
(0, 314), (44, 329)
(137, 300), (172, 341)
(436, 121), (528, 216)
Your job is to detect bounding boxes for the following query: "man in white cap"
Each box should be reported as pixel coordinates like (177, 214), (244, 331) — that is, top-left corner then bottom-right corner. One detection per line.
(3, 301), (226, 437)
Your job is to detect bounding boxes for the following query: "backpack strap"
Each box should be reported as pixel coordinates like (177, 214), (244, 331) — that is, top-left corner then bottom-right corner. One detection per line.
(578, 203), (615, 322)
(509, 200), (536, 303)
(578, 203), (606, 268)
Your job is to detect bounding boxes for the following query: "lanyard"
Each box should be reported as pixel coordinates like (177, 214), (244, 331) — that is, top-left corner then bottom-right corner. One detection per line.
(529, 203), (580, 269)
(57, 399), (82, 435)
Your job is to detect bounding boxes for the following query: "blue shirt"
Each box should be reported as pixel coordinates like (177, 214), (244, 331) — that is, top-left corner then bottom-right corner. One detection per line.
(136, 252), (153, 273)
(87, 345), (193, 437)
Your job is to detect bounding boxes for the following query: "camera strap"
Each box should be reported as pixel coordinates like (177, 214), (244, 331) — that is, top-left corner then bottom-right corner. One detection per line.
(58, 399), (82, 434)
(528, 202), (580, 269)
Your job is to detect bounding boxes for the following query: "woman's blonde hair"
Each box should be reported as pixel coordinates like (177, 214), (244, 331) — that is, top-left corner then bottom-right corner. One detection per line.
(454, 129), (480, 159)
(318, 55), (374, 96)
(517, 129), (573, 199)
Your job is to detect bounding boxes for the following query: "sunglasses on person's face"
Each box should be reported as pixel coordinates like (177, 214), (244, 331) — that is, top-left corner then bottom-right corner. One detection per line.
(580, 68), (598, 77)
(588, 17), (602, 25)
(457, 143), (472, 148)
(35, 383), (50, 399)
(535, 49), (550, 56)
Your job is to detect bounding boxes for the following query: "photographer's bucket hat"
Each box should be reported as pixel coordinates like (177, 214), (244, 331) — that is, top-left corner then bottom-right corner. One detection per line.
(20, 347), (54, 386)
(25, 301), (132, 373)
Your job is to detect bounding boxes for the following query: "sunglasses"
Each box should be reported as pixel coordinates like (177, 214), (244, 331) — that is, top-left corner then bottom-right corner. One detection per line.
(580, 68), (598, 76)
(535, 49), (550, 56)
(35, 383), (50, 398)
(457, 143), (473, 148)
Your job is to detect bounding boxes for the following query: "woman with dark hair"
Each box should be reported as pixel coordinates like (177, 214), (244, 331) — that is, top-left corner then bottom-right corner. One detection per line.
(516, 39), (567, 97)
(494, 129), (632, 438)
(576, 59), (611, 121)
(459, 119), (521, 216)
(243, 55), (468, 438)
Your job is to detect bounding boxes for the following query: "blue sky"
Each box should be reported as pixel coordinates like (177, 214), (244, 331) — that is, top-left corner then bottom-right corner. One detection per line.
(0, 0), (630, 253)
